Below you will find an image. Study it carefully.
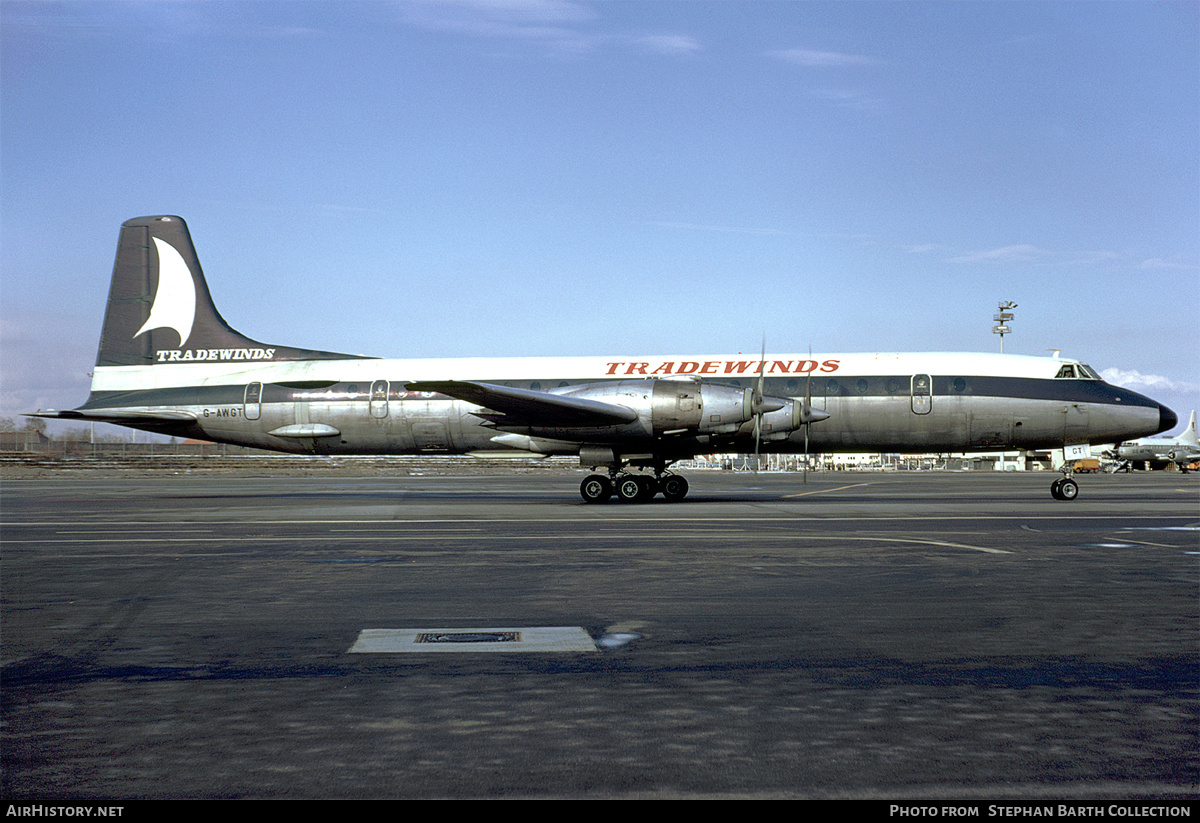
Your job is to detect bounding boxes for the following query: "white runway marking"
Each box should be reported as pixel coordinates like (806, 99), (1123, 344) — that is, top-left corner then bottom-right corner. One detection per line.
(348, 626), (597, 653)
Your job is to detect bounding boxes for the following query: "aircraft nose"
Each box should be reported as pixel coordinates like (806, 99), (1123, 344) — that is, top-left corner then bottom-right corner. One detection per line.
(1158, 404), (1178, 435)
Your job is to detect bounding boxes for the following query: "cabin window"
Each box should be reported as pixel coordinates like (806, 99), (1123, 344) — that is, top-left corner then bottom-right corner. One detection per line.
(856, 378), (868, 394)
(1054, 365), (1077, 379)
(952, 377), (967, 393)
(886, 378), (901, 394)
(1078, 364), (1101, 380)
(826, 379), (840, 395)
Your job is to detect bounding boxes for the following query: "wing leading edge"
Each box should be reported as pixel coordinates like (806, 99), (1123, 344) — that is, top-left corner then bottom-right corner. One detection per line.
(405, 380), (639, 428)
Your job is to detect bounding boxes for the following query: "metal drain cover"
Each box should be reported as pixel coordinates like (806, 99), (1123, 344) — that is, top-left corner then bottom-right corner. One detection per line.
(349, 626), (596, 653)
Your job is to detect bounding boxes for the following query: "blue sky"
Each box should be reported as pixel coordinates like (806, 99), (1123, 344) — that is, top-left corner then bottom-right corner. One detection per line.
(2, 0), (1198, 433)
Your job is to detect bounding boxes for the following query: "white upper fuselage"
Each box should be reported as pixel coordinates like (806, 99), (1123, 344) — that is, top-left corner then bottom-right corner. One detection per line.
(90, 351), (1079, 392)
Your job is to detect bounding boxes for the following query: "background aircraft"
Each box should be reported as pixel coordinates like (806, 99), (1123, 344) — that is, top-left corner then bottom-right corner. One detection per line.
(1108, 411), (1199, 473)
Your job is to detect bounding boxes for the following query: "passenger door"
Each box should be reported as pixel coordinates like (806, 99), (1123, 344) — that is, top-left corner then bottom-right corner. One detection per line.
(370, 380), (389, 419)
(244, 382), (262, 421)
(911, 374), (932, 415)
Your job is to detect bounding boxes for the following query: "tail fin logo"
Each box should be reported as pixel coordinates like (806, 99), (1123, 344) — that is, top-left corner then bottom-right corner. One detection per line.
(134, 237), (196, 348)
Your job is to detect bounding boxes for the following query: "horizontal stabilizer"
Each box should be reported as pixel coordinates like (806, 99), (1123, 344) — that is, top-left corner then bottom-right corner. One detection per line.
(26, 409), (196, 426)
(405, 380), (639, 427)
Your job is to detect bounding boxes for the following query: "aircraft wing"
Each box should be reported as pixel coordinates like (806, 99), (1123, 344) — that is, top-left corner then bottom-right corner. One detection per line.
(405, 380), (639, 428)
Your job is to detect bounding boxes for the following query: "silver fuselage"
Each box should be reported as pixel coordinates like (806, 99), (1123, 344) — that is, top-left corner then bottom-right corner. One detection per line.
(79, 351), (1172, 459)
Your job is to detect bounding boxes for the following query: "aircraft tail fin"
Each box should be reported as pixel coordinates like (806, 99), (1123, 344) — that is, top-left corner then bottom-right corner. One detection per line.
(1181, 411), (1199, 447)
(96, 216), (365, 367)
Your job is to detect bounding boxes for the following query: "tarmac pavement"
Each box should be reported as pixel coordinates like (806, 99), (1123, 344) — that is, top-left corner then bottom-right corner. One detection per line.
(2, 468), (1196, 799)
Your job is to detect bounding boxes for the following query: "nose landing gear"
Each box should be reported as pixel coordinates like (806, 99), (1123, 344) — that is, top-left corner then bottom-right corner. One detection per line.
(1051, 456), (1082, 500)
(1051, 476), (1079, 500)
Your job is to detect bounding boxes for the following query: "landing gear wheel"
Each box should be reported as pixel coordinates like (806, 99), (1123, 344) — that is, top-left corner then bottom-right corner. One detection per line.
(1051, 478), (1079, 500)
(616, 474), (655, 503)
(660, 474), (689, 502)
(1057, 478), (1079, 500)
(580, 474), (612, 504)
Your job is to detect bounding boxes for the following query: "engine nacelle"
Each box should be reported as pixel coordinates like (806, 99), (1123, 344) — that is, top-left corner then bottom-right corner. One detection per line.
(555, 379), (776, 436)
(754, 398), (828, 440)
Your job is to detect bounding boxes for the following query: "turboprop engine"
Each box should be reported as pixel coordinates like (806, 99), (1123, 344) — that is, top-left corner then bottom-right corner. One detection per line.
(554, 379), (817, 438)
(752, 397), (830, 440)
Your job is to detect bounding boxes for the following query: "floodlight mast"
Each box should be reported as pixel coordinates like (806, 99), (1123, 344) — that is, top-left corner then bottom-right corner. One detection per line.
(992, 300), (1017, 353)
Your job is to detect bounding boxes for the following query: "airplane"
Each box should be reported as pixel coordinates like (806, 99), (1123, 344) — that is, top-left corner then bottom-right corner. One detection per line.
(28, 215), (1178, 503)
(1108, 410), (1199, 473)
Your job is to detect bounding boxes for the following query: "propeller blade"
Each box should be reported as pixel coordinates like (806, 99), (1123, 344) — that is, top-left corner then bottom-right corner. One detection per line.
(803, 345), (813, 485)
(752, 338), (768, 411)
(753, 337), (765, 475)
(753, 414), (762, 475)
(803, 422), (809, 485)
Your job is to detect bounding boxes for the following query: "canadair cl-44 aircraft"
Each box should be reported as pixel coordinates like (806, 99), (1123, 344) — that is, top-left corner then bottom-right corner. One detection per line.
(31, 216), (1178, 503)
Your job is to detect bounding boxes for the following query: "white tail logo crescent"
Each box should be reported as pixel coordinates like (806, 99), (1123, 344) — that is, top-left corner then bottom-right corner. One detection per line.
(135, 237), (196, 347)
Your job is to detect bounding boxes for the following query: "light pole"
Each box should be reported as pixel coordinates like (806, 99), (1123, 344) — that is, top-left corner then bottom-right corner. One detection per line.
(993, 301), (1017, 353)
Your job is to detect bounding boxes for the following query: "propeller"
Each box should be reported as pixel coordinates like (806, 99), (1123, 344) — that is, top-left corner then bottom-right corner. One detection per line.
(751, 339), (768, 474)
(748, 341), (829, 480)
(744, 340), (828, 479)
(749, 339), (787, 474)
(796, 346), (832, 483)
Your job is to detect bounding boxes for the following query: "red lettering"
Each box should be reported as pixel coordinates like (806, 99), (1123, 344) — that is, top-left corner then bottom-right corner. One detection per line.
(770, 360), (795, 374)
(677, 362), (700, 374)
(820, 359), (840, 373)
(625, 362), (649, 375)
(700, 361), (719, 374)
(651, 362), (674, 375)
(724, 361), (756, 374)
(605, 362), (622, 375)
(797, 360), (818, 373)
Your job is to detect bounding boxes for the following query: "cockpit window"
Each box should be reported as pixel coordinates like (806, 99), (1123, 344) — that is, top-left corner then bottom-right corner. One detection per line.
(1054, 363), (1102, 380)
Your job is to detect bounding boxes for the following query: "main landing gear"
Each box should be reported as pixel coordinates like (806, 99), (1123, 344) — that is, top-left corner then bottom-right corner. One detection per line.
(580, 472), (690, 504)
